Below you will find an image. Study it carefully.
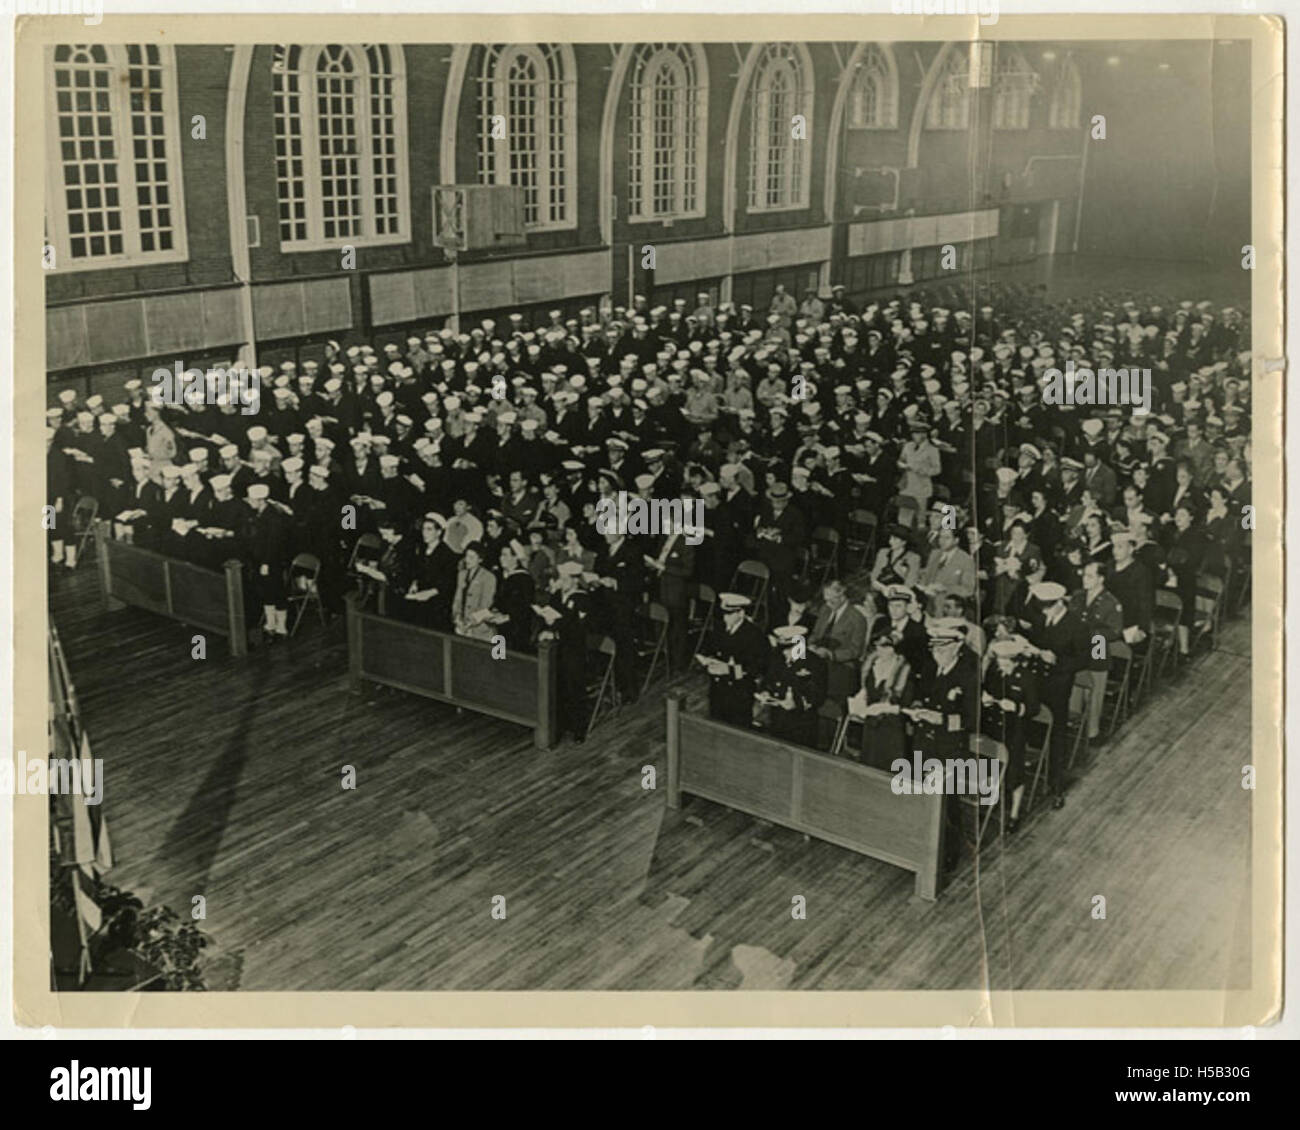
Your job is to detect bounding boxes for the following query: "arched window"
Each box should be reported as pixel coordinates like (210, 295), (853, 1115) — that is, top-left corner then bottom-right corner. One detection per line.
(1049, 56), (1082, 129)
(747, 43), (812, 212)
(926, 47), (970, 130)
(46, 44), (187, 269)
(271, 44), (409, 249)
(477, 44), (577, 230)
(993, 48), (1037, 130)
(628, 43), (706, 221)
(847, 44), (898, 130)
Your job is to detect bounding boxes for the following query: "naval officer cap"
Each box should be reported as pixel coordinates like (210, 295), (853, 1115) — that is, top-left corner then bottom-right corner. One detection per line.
(1030, 581), (1068, 603)
(926, 617), (967, 642)
(719, 592), (752, 612)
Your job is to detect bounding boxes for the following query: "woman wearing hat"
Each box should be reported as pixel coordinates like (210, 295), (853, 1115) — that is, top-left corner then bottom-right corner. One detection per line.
(845, 633), (915, 771)
(871, 525), (921, 591)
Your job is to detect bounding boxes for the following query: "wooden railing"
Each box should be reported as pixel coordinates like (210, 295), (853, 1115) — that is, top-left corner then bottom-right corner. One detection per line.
(93, 521), (248, 655)
(346, 594), (557, 750)
(664, 694), (946, 900)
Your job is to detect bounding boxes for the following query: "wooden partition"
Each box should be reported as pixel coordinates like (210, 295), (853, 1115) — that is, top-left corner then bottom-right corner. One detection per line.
(665, 694), (945, 900)
(346, 595), (557, 750)
(93, 521), (248, 656)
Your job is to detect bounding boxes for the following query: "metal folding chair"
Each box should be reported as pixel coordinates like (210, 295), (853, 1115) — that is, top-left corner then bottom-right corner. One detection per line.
(347, 532), (384, 608)
(1065, 672), (1093, 772)
(71, 496), (99, 567)
(1192, 572), (1225, 653)
(1151, 591), (1183, 683)
(1025, 703), (1055, 812)
(730, 560), (771, 625)
(287, 553), (325, 635)
(965, 733), (1007, 841)
(806, 527), (840, 586)
(584, 634), (620, 738)
(689, 583), (717, 655)
(845, 509), (878, 570)
(895, 494), (922, 529)
(635, 601), (670, 693)
(1104, 640), (1133, 736)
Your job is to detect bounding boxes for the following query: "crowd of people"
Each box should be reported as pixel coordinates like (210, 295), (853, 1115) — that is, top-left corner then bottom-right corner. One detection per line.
(48, 277), (1252, 811)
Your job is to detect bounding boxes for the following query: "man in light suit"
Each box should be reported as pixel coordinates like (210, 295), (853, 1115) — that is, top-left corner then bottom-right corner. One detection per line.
(917, 527), (976, 615)
(647, 518), (696, 672)
(808, 579), (868, 702)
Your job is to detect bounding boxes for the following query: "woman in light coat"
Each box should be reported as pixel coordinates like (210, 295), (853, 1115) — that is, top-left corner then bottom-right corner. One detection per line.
(452, 542), (498, 640)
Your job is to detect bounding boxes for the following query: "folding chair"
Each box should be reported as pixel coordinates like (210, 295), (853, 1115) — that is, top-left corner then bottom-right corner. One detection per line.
(1229, 531), (1251, 613)
(71, 496), (99, 567)
(815, 699), (844, 753)
(584, 634), (619, 738)
(688, 583), (717, 654)
(1104, 640), (1133, 736)
(635, 602), (670, 693)
(1024, 704), (1055, 812)
(730, 560), (771, 625)
(805, 527), (840, 586)
(845, 509), (878, 570)
(1065, 672), (1093, 772)
(895, 494), (922, 529)
(964, 733), (1006, 841)
(1192, 573), (1225, 653)
(347, 533), (384, 608)
(1129, 625), (1158, 708)
(287, 553), (325, 635)
(1151, 591), (1183, 683)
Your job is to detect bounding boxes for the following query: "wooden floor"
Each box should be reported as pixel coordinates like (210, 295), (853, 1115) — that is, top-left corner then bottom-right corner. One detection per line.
(50, 561), (1252, 992)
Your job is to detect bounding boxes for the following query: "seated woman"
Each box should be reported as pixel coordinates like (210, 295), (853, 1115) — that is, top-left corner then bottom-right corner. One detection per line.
(844, 633), (914, 771)
(452, 541), (498, 640)
(555, 523), (596, 572)
(1201, 486), (1240, 580)
(488, 542), (537, 653)
(871, 524), (921, 592)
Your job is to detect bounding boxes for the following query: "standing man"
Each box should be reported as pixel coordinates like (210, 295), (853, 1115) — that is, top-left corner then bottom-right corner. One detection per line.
(1068, 561), (1124, 745)
(700, 593), (768, 728)
(1026, 581), (1090, 809)
(807, 580), (867, 704)
(646, 515), (696, 674)
(245, 482), (291, 640)
(536, 561), (592, 745)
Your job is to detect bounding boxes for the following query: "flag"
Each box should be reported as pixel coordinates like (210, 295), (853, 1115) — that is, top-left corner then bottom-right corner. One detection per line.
(72, 868), (102, 935)
(72, 730), (111, 877)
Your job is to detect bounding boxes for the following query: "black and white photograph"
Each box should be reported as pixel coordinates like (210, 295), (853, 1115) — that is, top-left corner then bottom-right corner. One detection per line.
(14, 8), (1285, 1037)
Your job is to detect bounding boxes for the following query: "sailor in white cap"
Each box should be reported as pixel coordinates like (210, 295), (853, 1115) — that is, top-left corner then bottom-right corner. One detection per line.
(246, 480), (292, 639)
(1026, 579), (1089, 809)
